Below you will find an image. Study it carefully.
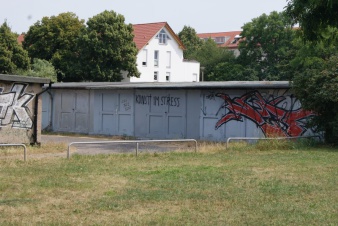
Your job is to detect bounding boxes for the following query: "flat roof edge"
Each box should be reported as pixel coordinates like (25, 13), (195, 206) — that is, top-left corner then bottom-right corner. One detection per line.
(47, 81), (292, 90)
(0, 74), (51, 84)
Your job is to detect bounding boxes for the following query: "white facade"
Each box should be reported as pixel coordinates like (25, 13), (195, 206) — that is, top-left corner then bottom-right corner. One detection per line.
(122, 27), (200, 82)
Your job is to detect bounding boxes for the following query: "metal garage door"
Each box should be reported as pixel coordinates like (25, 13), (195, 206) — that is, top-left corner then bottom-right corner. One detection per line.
(95, 91), (134, 136)
(146, 90), (186, 139)
(57, 90), (89, 133)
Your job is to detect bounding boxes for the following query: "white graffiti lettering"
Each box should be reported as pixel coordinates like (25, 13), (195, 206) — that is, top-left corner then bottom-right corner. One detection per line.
(0, 84), (35, 128)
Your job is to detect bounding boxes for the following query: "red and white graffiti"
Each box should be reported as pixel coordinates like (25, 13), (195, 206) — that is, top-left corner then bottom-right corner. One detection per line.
(0, 84), (34, 129)
(213, 91), (315, 137)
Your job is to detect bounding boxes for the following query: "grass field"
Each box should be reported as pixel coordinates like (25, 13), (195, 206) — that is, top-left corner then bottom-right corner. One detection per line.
(0, 141), (337, 225)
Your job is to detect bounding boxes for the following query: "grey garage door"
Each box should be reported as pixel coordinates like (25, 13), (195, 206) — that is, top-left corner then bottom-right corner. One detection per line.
(135, 90), (186, 139)
(56, 90), (89, 133)
(94, 90), (134, 136)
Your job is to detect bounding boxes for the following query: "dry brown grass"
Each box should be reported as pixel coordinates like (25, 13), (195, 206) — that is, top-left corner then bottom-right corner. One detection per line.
(0, 141), (337, 225)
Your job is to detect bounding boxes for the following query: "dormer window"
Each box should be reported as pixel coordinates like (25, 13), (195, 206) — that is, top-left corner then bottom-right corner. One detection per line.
(156, 29), (171, 44)
(231, 35), (242, 44)
(214, 37), (225, 44)
(214, 36), (230, 44)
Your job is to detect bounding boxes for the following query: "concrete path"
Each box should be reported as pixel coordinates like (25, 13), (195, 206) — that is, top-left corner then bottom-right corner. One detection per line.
(41, 134), (193, 156)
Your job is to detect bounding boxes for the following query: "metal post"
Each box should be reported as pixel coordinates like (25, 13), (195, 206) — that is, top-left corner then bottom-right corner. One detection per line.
(194, 140), (198, 153)
(66, 139), (198, 159)
(0, 144), (27, 161)
(67, 144), (71, 159)
(24, 145), (26, 161)
(136, 142), (139, 157)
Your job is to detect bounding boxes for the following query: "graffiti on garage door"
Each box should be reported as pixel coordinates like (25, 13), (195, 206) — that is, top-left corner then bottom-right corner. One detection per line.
(207, 90), (315, 137)
(0, 84), (34, 128)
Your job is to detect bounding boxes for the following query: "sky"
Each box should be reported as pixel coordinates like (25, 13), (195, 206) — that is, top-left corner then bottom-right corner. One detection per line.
(1, 0), (288, 35)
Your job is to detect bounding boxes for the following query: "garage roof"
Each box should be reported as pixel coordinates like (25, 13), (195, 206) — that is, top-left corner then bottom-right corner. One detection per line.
(0, 74), (50, 84)
(49, 81), (291, 90)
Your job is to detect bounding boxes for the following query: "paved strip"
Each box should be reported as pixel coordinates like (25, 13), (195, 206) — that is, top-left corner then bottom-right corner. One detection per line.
(41, 135), (192, 155)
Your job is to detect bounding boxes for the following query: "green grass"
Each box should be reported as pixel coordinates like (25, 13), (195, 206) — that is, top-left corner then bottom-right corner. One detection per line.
(0, 142), (337, 225)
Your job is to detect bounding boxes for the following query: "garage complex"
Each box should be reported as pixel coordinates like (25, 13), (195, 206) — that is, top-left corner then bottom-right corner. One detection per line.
(42, 81), (315, 142)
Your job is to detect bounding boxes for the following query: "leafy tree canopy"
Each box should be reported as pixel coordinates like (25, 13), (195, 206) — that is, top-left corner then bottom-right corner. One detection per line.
(286, 0), (338, 41)
(23, 12), (85, 61)
(207, 62), (259, 81)
(178, 25), (203, 59)
(71, 10), (139, 82)
(15, 58), (57, 82)
(238, 11), (297, 81)
(22, 12), (85, 81)
(0, 22), (30, 74)
(189, 38), (236, 81)
(291, 29), (338, 144)
(286, 0), (338, 144)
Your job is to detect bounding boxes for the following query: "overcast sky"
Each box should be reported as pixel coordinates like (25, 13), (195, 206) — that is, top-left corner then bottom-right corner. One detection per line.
(1, 0), (288, 34)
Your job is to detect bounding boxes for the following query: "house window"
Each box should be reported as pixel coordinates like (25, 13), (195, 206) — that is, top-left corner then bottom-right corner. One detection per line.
(166, 51), (171, 68)
(142, 49), (147, 66)
(166, 72), (170, 82)
(154, 71), (159, 81)
(156, 29), (171, 44)
(213, 36), (230, 44)
(193, 73), (198, 82)
(154, 50), (159, 67)
(214, 37), (225, 44)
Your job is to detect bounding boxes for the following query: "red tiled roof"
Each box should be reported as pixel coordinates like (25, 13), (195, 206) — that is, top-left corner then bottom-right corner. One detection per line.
(133, 22), (185, 51)
(17, 34), (25, 45)
(197, 31), (242, 49)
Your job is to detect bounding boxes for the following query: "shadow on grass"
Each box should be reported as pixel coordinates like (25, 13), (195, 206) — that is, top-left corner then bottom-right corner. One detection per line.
(0, 198), (37, 206)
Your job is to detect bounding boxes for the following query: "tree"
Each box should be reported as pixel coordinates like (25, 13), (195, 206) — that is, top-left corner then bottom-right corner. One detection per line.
(293, 53), (338, 144)
(16, 58), (57, 82)
(0, 22), (30, 74)
(285, 1), (338, 144)
(207, 62), (258, 81)
(22, 12), (85, 80)
(189, 38), (235, 81)
(237, 11), (297, 81)
(72, 10), (139, 82)
(286, 0), (338, 41)
(178, 26), (203, 59)
(291, 29), (338, 144)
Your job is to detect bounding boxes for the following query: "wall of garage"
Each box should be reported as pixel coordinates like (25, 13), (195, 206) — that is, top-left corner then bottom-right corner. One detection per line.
(42, 82), (316, 141)
(0, 74), (50, 144)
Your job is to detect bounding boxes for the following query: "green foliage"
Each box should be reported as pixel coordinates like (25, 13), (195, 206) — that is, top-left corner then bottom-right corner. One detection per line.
(292, 46), (338, 144)
(23, 12), (85, 61)
(291, 8), (338, 144)
(189, 38), (235, 81)
(177, 25), (203, 59)
(22, 12), (85, 81)
(286, 0), (338, 41)
(207, 62), (258, 81)
(238, 11), (297, 81)
(15, 58), (57, 82)
(23, 11), (139, 82)
(178, 26), (252, 81)
(72, 10), (139, 82)
(0, 22), (30, 74)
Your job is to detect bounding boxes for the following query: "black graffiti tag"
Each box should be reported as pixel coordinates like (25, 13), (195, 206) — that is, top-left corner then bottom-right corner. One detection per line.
(0, 84), (35, 128)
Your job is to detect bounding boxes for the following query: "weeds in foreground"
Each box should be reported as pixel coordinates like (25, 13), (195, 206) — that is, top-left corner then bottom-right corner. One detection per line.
(228, 138), (322, 151)
(0, 141), (337, 225)
(0, 142), (67, 158)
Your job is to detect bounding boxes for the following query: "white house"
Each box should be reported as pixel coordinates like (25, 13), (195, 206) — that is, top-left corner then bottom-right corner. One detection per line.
(122, 22), (200, 82)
